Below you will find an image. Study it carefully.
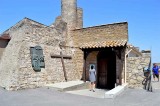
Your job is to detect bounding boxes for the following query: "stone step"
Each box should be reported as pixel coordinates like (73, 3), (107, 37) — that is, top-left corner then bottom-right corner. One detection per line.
(45, 80), (90, 92)
(45, 81), (128, 99)
(66, 84), (128, 99)
(105, 83), (128, 98)
(66, 88), (108, 98)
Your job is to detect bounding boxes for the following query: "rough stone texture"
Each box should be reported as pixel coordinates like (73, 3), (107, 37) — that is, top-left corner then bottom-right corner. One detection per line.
(126, 55), (150, 88)
(76, 7), (83, 29)
(61, 0), (77, 30)
(0, 0), (84, 90)
(0, 48), (5, 59)
(73, 22), (128, 47)
(85, 51), (99, 80)
(0, 18), (81, 90)
(0, 0), (129, 91)
(61, 0), (83, 47)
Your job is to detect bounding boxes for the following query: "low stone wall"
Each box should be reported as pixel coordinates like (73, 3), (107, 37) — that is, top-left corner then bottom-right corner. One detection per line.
(126, 57), (150, 88)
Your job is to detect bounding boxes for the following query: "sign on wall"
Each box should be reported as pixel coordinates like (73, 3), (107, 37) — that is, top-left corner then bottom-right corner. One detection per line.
(30, 45), (45, 72)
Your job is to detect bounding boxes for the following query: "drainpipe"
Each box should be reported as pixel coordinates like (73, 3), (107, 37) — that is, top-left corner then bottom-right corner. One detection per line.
(124, 49), (132, 83)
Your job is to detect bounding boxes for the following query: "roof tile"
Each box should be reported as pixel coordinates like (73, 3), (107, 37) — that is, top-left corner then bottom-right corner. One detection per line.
(80, 40), (127, 49)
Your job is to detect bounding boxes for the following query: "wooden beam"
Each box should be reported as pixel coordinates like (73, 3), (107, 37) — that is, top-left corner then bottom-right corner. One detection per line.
(51, 54), (72, 59)
(83, 59), (86, 82)
(60, 51), (67, 81)
(119, 60), (123, 85)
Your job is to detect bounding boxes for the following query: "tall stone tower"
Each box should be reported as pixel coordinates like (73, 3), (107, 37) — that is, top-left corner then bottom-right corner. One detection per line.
(61, 0), (77, 30)
(61, 0), (83, 46)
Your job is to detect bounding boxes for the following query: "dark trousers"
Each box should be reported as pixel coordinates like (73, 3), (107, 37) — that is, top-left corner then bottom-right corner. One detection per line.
(153, 73), (159, 81)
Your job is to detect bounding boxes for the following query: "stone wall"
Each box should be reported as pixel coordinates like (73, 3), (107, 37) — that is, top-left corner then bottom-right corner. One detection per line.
(73, 48), (84, 79)
(0, 19), (83, 90)
(61, 0), (77, 30)
(73, 22), (128, 47)
(126, 56), (150, 88)
(86, 51), (99, 80)
(76, 7), (83, 29)
(0, 25), (25, 90)
(0, 48), (5, 59)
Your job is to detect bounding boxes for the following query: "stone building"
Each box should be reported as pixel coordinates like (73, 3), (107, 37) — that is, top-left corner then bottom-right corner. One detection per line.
(0, 0), (130, 90)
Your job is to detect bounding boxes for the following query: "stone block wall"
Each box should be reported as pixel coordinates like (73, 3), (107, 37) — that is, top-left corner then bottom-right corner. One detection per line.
(71, 48), (83, 79)
(61, 0), (77, 30)
(126, 57), (150, 88)
(76, 7), (83, 29)
(0, 48), (5, 60)
(0, 20), (83, 90)
(86, 51), (99, 80)
(73, 22), (128, 47)
(0, 25), (25, 90)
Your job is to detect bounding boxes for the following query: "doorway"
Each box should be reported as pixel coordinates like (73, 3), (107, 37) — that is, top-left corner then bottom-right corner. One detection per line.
(97, 49), (116, 90)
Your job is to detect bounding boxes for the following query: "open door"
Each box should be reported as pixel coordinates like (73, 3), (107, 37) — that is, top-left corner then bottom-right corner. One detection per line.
(97, 49), (116, 90)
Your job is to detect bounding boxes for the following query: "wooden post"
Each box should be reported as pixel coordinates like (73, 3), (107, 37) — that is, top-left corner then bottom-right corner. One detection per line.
(119, 60), (123, 85)
(60, 51), (67, 81)
(83, 50), (87, 82)
(83, 58), (86, 82)
(115, 48), (123, 85)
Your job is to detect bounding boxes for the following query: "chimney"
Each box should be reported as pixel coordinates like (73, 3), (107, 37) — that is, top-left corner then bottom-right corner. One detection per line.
(76, 7), (83, 29)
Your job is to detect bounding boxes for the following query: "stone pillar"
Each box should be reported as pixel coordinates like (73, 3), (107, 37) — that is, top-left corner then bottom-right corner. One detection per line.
(76, 7), (83, 29)
(61, 0), (77, 30)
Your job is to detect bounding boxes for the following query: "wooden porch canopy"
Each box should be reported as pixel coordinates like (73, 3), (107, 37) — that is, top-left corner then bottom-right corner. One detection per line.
(82, 40), (127, 84)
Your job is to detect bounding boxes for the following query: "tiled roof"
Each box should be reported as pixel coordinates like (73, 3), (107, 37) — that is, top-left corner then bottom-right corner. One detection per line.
(79, 40), (127, 49)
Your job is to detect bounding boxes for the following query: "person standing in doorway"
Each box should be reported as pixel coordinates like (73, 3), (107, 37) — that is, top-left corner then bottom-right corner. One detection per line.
(89, 65), (96, 92)
(152, 63), (159, 81)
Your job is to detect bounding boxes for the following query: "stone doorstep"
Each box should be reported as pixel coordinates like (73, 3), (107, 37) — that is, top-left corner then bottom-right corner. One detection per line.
(105, 83), (128, 99)
(44, 81), (128, 99)
(45, 81), (90, 92)
(66, 89), (108, 98)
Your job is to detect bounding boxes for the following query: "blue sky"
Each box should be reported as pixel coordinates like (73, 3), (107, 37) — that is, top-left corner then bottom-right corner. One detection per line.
(0, 0), (160, 63)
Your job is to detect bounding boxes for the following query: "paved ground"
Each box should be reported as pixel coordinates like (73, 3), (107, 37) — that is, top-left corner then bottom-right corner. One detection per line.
(66, 88), (108, 98)
(0, 81), (160, 106)
(152, 80), (160, 89)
